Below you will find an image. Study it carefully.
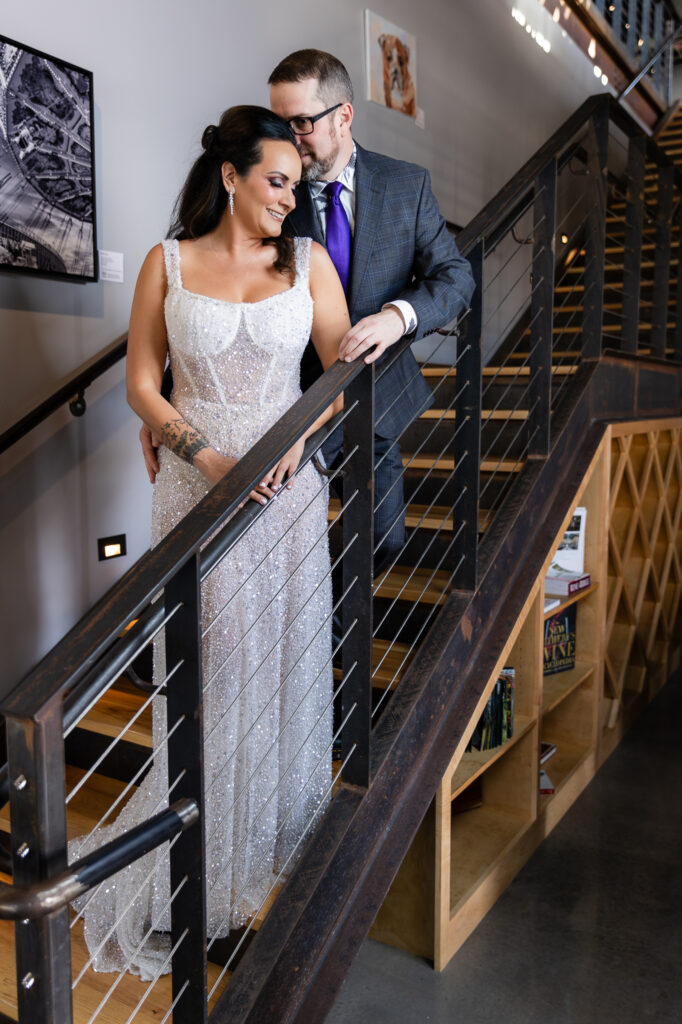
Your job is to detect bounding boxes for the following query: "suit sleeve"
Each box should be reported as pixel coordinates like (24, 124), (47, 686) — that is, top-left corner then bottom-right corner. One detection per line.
(394, 170), (475, 339)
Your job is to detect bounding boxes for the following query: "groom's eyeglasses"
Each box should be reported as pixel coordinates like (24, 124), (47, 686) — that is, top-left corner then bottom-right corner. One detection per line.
(286, 103), (343, 136)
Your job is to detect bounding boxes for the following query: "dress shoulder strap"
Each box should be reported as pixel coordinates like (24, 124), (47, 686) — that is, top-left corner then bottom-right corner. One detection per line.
(293, 236), (312, 287)
(161, 238), (182, 289)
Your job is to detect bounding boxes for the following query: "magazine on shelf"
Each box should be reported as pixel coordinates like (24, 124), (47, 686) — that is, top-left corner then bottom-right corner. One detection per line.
(543, 604), (577, 675)
(554, 506), (587, 574)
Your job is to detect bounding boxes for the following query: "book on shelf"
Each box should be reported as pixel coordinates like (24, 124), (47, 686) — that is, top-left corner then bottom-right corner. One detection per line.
(466, 668), (515, 752)
(543, 604), (576, 675)
(544, 596), (560, 613)
(544, 563), (591, 596)
(539, 768), (555, 795)
(540, 740), (557, 765)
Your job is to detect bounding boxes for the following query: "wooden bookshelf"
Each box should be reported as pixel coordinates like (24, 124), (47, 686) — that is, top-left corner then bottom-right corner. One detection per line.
(370, 421), (682, 972)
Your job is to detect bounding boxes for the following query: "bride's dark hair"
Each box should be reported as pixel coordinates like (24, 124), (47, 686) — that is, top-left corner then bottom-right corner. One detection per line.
(169, 105), (297, 277)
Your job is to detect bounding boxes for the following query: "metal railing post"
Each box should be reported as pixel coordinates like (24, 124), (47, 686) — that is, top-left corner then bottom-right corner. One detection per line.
(452, 239), (483, 592)
(165, 554), (207, 1021)
(6, 699), (72, 1023)
(583, 102), (609, 358)
(341, 366), (375, 787)
(653, 2), (665, 93)
(626, 0), (639, 60)
(674, 202), (682, 361)
(651, 161), (674, 359)
(622, 135), (646, 354)
(529, 158), (557, 457)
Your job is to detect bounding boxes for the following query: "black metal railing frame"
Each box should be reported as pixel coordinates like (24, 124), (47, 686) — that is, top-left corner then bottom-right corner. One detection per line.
(1, 91), (682, 1022)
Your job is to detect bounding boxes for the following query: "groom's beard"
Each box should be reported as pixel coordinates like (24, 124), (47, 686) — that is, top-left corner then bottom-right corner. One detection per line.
(298, 127), (341, 181)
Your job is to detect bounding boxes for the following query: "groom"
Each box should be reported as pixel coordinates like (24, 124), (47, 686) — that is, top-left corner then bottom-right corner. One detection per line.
(268, 49), (475, 570)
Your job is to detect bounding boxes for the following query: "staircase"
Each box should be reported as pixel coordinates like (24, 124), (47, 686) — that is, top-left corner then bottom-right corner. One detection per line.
(1, 94), (681, 1024)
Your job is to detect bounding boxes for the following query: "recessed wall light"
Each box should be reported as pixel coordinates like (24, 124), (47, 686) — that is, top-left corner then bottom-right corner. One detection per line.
(98, 534), (127, 561)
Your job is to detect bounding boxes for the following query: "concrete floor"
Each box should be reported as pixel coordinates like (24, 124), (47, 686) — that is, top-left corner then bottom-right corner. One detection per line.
(327, 671), (682, 1024)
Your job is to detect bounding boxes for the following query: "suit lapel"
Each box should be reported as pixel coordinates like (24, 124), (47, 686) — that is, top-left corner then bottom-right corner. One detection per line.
(349, 144), (388, 313)
(285, 183), (324, 245)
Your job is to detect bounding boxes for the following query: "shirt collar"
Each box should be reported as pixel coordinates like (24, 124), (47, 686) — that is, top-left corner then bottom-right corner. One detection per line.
(309, 143), (357, 199)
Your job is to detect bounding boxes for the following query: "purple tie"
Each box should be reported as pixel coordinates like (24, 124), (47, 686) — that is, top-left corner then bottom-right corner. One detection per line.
(323, 181), (351, 292)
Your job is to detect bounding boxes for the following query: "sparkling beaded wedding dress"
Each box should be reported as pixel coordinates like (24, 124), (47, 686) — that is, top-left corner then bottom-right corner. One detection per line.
(70, 236), (332, 980)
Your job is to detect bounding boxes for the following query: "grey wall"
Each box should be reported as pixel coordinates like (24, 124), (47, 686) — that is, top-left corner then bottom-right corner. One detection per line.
(0, 0), (613, 692)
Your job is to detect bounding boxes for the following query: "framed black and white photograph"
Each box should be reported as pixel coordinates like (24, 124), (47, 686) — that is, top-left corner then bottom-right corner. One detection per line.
(0, 34), (97, 281)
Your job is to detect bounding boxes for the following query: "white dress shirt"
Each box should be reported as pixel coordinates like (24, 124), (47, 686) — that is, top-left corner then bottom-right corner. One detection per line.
(309, 144), (418, 335)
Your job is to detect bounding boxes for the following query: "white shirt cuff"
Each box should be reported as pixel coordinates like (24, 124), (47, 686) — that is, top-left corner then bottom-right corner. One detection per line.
(382, 300), (418, 336)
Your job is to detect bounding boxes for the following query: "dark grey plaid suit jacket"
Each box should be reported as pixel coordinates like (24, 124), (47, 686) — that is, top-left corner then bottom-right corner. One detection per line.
(283, 142), (475, 439)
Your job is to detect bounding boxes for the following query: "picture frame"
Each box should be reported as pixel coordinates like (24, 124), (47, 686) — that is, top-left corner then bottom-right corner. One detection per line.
(364, 10), (418, 120)
(0, 34), (97, 281)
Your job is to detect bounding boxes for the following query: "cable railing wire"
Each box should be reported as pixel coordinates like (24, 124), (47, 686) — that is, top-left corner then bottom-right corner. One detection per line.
(205, 702), (357, 970)
(68, 714), (188, 881)
(203, 588), (356, 816)
(123, 922), (189, 1024)
(207, 732), (357, 1000)
(66, 656), (184, 805)
(72, 787), (186, 984)
(481, 254), (535, 334)
(201, 443), (357, 639)
(372, 436), (464, 560)
(374, 370), (470, 515)
(372, 549), (468, 720)
(371, 527), (465, 720)
(374, 337), (470, 479)
(63, 600), (183, 741)
(71, 767), (187, 937)
(204, 668), (352, 883)
(81, 875), (188, 1024)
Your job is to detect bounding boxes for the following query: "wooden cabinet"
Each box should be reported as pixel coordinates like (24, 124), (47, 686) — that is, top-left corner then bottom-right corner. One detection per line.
(370, 421), (682, 971)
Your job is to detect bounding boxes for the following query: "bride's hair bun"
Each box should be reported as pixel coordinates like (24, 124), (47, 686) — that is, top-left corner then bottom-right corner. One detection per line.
(201, 124), (218, 153)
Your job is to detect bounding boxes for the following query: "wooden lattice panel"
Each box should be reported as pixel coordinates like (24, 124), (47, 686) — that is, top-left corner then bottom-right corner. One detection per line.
(604, 423), (682, 725)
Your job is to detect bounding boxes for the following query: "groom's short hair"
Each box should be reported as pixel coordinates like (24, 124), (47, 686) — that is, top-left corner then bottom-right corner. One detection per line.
(268, 49), (354, 106)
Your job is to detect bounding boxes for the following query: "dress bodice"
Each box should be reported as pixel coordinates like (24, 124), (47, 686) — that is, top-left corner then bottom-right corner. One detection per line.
(161, 236), (314, 457)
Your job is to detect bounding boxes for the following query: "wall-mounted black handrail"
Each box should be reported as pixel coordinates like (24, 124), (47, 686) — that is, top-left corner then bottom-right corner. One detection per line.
(0, 334), (127, 456)
(618, 22), (682, 100)
(0, 798), (198, 919)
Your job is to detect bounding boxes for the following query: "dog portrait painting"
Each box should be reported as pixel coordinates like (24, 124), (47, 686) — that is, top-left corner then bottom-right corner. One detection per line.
(365, 11), (418, 120)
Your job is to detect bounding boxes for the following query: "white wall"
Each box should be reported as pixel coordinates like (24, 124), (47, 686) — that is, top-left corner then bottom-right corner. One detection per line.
(0, 0), (613, 692)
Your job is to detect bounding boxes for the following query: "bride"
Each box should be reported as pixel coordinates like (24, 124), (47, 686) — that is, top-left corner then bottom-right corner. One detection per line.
(71, 106), (349, 980)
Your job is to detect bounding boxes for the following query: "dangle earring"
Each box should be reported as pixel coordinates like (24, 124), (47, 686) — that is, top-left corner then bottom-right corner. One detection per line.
(228, 189), (235, 216)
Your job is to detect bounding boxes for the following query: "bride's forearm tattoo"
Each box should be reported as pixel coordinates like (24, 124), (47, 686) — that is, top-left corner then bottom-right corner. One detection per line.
(161, 417), (210, 464)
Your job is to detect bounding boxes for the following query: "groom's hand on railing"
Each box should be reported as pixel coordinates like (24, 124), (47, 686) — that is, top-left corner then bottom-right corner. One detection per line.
(338, 307), (406, 365)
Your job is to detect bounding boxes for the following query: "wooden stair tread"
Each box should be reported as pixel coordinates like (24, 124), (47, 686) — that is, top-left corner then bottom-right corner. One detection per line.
(332, 639), (414, 689)
(0, 917), (228, 1023)
(328, 499), (487, 532)
(0, 766), (132, 841)
(421, 365), (577, 379)
(76, 689), (154, 748)
(404, 454), (522, 473)
(374, 566), (450, 605)
(555, 278), (677, 293)
(419, 407), (529, 421)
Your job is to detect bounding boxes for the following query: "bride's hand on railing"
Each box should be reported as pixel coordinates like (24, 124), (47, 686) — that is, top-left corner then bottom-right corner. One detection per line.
(197, 449), (277, 507)
(262, 437), (306, 493)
